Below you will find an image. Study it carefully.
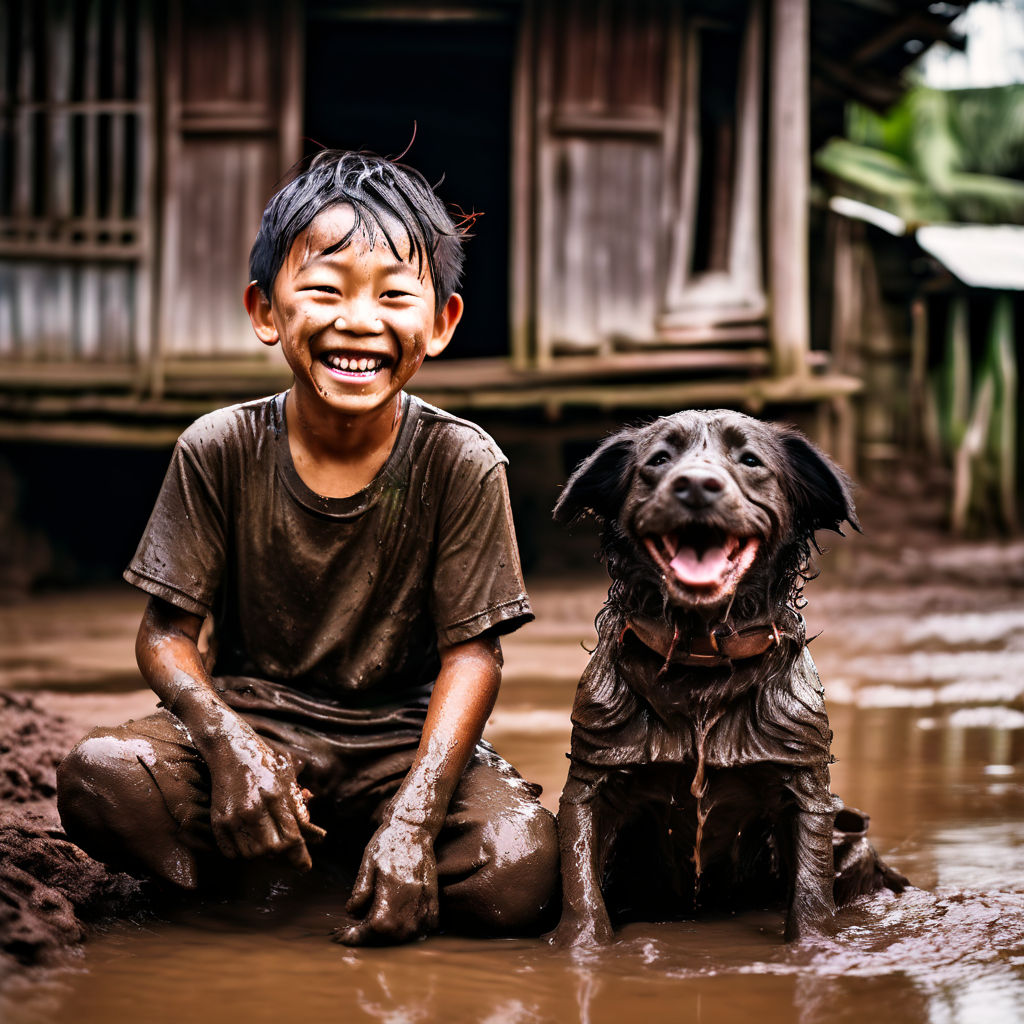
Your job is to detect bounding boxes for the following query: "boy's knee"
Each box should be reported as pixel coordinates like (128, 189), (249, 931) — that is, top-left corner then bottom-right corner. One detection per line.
(469, 803), (560, 932)
(57, 729), (160, 841)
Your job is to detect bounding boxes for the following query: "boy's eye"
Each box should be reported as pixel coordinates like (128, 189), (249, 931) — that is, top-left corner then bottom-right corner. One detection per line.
(303, 284), (340, 295)
(382, 289), (411, 299)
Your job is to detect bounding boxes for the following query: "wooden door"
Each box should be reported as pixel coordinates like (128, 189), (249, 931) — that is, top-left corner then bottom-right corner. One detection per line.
(531, 0), (766, 361)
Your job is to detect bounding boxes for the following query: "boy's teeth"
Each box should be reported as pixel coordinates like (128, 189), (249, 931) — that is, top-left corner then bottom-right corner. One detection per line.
(325, 354), (382, 372)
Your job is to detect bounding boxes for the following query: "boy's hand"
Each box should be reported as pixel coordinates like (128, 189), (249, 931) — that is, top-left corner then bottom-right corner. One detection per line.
(333, 820), (439, 945)
(206, 723), (313, 873)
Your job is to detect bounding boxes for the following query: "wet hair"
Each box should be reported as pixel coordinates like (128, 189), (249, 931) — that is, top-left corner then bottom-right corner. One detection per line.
(249, 150), (466, 306)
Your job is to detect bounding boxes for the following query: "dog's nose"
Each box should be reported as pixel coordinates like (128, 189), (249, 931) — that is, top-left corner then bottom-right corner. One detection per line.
(672, 468), (725, 508)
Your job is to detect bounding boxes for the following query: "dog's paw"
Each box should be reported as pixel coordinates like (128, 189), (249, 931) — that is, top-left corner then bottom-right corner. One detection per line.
(544, 914), (614, 948)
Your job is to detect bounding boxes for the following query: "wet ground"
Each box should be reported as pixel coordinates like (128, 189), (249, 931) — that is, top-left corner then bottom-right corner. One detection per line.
(2, 493), (1024, 1024)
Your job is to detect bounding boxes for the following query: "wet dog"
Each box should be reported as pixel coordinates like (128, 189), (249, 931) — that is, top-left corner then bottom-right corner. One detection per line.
(550, 410), (906, 945)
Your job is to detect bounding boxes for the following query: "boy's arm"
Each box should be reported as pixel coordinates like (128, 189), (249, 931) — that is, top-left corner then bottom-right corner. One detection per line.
(136, 596), (312, 874)
(335, 634), (502, 945)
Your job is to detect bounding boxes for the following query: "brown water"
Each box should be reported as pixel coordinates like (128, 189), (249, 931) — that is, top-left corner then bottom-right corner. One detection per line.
(3, 551), (1024, 1024)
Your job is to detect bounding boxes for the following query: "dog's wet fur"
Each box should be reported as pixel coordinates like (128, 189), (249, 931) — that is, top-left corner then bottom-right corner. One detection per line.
(549, 410), (906, 946)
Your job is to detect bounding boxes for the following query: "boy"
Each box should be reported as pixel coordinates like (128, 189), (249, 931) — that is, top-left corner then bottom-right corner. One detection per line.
(57, 151), (558, 945)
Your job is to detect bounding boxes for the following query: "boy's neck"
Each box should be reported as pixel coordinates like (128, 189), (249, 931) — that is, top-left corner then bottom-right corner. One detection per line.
(284, 388), (405, 499)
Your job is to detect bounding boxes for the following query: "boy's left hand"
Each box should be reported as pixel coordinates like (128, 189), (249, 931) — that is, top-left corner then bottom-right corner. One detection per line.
(333, 819), (439, 945)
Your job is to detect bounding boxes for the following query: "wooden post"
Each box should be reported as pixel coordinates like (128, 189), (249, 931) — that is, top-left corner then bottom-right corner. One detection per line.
(769, 0), (810, 379)
(510, 0), (536, 371)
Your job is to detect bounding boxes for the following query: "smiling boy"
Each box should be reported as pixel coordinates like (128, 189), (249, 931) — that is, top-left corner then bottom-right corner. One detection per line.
(56, 151), (559, 944)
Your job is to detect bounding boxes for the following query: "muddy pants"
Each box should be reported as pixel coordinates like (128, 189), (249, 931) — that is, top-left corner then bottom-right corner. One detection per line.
(56, 705), (559, 935)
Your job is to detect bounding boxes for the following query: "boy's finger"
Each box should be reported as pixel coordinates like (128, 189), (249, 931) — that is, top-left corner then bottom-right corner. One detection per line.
(285, 838), (313, 872)
(346, 860), (375, 913)
(211, 820), (240, 859)
(425, 894), (440, 932)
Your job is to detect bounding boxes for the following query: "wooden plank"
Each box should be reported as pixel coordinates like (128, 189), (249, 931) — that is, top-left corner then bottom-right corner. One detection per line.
(0, 240), (143, 260)
(83, 0), (101, 226)
(154, 0), (184, 395)
(533, 1), (557, 368)
(0, 265), (14, 356)
(411, 373), (862, 413)
(0, 420), (184, 447)
(13, 3), (34, 220)
(0, 361), (138, 387)
(48, 0), (74, 221)
(78, 265), (102, 359)
(550, 112), (664, 137)
(663, 18), (700, 307)
(278, 0), (304, 171)
(509, 0), (536, 370)
(728, 0), (763, 301)
(50, 266), (75, 359)
(108, 0), (127, 221)
(136, 0), (158, 376)
(769, 0), (810, 378)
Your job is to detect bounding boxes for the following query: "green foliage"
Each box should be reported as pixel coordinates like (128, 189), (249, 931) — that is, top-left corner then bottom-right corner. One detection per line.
(821, 84), (1024, 225)
(934, 296), (1018, 535)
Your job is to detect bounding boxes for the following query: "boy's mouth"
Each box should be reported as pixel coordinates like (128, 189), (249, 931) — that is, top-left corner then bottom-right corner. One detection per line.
(319, 351), (392, 379)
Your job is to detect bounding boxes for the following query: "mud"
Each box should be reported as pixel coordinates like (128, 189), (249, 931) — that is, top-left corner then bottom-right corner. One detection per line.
(2, 479), (1024, 1022)
(0, 694), (142, 971)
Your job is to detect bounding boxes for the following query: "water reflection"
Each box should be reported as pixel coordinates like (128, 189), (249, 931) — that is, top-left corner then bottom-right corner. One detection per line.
(4, 574), (1024, 1023)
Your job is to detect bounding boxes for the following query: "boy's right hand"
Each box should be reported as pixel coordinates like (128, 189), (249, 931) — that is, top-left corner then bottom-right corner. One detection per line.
(205, 722), (313, 872)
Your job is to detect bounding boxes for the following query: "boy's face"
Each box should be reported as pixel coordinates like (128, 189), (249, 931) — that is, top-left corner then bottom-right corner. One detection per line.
(245, 204), (462, 421)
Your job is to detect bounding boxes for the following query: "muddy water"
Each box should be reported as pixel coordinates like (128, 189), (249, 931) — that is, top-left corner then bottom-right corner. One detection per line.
(4, 559), (1024, 1024)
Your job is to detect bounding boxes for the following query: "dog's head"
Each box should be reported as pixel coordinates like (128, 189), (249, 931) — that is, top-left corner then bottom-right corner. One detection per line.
(554, 410), (858, 615)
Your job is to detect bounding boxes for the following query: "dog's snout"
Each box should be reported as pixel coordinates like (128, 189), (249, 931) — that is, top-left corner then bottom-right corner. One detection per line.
(672, 467), (726, 508)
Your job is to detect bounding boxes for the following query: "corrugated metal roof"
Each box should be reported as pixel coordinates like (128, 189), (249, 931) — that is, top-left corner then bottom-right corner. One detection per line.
(916, 224), (1024, 289)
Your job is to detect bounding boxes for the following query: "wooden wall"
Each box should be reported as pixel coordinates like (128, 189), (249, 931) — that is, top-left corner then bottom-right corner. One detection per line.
(0, 0), (153, 366)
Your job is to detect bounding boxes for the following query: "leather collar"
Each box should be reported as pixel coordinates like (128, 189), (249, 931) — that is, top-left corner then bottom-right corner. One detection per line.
(620, 614), (783, 666)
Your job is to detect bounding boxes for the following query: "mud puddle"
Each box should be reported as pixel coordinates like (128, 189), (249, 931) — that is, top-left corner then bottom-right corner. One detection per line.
(4, 550), (1024, 1023)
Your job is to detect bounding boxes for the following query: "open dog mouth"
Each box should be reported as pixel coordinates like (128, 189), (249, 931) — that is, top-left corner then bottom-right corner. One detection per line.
(319, 351), (392, 378)
(643, 525), (761, 603)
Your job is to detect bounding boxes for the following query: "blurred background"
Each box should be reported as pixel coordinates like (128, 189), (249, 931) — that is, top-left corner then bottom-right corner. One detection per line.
(0, 0), (1021, 591)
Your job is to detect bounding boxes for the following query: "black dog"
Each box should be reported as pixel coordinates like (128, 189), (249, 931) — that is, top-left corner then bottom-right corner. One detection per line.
(550, 409), (906, 946)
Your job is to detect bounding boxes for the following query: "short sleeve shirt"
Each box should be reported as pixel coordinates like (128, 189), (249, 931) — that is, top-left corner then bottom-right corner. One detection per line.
(125, 393), (533, 711)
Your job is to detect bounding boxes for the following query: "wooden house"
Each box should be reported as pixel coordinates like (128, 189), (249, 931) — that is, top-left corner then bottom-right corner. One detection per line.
(0, 0), (970, 469)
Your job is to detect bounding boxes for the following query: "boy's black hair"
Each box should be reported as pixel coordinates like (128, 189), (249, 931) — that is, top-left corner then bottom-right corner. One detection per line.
(249, 150), (466, 306)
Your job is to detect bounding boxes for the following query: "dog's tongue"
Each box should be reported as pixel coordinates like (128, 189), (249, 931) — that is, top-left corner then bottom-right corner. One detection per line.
(669, 544), (733, 587)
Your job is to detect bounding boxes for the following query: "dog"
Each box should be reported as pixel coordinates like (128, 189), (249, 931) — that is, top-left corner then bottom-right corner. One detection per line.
(549, 409), (906, 946)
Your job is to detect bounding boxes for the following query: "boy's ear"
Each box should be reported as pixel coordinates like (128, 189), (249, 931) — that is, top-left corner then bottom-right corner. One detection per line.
(244, 281), (279, 347)
(425, 293), (464, 358)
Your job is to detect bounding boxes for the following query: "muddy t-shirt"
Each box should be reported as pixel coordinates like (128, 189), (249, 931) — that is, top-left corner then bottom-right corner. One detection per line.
(125, 392), (532, 714)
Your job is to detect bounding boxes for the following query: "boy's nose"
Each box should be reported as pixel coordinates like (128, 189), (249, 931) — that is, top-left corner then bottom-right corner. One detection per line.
(334, 300), (382, 334)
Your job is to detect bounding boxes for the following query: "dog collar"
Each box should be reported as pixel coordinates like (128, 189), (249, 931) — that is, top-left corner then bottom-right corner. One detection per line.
(619, 615), (782, 666)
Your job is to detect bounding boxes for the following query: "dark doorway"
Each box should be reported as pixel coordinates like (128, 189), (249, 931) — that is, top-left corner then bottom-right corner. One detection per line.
(304, 9), (516, 360)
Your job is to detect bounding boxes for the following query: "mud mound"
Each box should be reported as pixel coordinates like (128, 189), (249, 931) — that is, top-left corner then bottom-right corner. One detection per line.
(0, 694), (142, 968)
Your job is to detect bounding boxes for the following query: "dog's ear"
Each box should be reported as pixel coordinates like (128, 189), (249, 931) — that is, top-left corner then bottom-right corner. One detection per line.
(779, 429), (861, 537)
(554, 430), (637, 525)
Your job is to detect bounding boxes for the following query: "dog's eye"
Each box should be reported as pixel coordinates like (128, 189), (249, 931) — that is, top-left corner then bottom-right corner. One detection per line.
(645, 451), (671, 468)
(739, 451), (763, 468)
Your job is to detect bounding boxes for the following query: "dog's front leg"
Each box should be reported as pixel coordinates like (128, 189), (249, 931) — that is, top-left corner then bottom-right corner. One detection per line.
(549, 770), (614, 947)
(785, 800), (836, 942)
